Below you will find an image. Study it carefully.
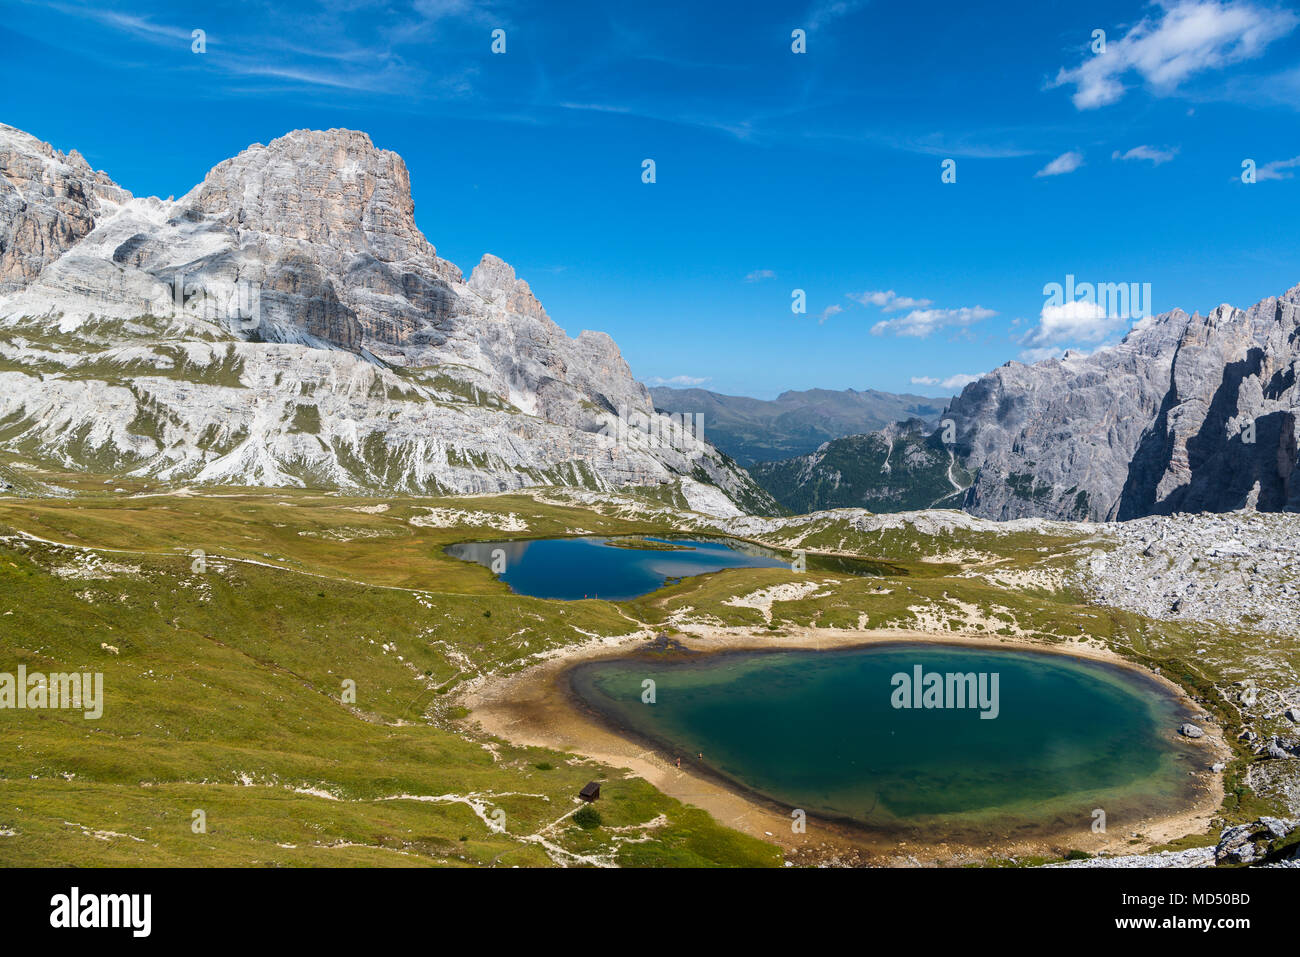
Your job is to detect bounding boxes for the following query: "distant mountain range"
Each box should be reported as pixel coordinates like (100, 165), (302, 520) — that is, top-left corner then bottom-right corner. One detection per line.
(650, 386), (947, 465)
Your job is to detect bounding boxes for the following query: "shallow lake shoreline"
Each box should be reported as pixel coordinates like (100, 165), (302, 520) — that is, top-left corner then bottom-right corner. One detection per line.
(460, 626), (1231, 866)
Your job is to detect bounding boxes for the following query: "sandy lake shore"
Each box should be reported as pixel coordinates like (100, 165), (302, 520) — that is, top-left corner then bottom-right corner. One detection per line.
(460, 624), (1231, 866)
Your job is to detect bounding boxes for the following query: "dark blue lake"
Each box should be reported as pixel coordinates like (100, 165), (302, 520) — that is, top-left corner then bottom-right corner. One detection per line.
(445, 536), (790, 600)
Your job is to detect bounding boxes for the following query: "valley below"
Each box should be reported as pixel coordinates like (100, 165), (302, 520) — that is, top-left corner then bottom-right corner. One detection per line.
(2, 472), (1296, 868)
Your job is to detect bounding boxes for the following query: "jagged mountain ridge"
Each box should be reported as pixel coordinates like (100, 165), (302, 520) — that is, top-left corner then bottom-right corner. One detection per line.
(745, 285), (1300, 522)
(949, 287), (1300, 521)
(0, 123), (774, 515)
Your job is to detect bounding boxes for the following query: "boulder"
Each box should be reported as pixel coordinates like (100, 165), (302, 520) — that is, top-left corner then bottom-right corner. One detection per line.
(1214, 817), (1299, 865)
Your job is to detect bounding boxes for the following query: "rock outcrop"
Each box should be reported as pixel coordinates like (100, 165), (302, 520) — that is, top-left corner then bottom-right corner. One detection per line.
(1214, 816), (1298, 865)
(1048, 816), (1300, 867)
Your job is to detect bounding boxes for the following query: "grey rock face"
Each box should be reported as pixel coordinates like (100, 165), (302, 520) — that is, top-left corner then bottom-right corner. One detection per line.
(1178, 723), (1205, 739)
(948, 288), (1300, 521)
(0, 125), (773, 514)
(1261, 736), (1298, 760)
(0, 124), (130, 294)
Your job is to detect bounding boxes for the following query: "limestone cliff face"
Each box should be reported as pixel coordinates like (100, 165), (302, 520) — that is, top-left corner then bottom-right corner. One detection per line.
(948, 286), (1300, 520)
(1117, 291), (1300, 517)
(0, 124), (129, 294)
(179, 129), (457, 353)
(0, 125), (771, 515)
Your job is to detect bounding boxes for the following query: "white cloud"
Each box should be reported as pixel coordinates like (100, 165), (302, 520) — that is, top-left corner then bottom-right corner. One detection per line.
(807, 0), (869, 31)
(817, 304), (844, 325)
(847, 289), (934, 311)
(851, 288), (993, 338)
(1035, 151), (1085, 177)
(646, 375), (711, 387)
(1020, 299), (1127, 348)
(1255, 155), (1300, 180)
(1051, 0), (1298, 110)
(1112, 144), (1179, 165)
(745, 269), (776, 282)
(871, 306), (996, 338)
(911, 373), (982, 390)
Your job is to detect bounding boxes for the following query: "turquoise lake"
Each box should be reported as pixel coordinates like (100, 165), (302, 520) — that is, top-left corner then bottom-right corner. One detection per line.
(568, 644), (1206, 841)
(445, 536), (792, 600)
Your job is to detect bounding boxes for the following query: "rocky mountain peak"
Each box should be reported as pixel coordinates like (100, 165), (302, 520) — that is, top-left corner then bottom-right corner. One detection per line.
(0, 123), (773, 515)
(469, 253), (547, 320)
(0, 124), (130, 294)
(1207, 302), (1240, 325)
(185, 127), (433, 268)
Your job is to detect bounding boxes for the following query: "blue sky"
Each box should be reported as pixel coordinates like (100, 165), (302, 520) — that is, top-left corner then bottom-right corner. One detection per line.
(3, 0), (1299, 399)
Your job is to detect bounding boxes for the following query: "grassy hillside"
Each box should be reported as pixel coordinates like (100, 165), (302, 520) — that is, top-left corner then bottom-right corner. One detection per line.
(0, 485), (780, 867)
(0, 477), (1291, 866)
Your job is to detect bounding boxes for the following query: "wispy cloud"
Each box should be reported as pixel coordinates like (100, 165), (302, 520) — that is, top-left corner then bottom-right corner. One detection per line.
(646, 375), (711, 387)
(806, 0), (870, 32)
(1253, 155), (1300, 180)
(1050, 0), (1298, 110)
(1018, 346), (1069, 363)
(817, 304), (844, 325)
(554, 100), (759, 142)
(557, 102), (634, 115)
(851, 285), (995, 337)
(32, 0), (483, 97)
(811, 128), (1038, 159)
(745, 269), (777, 282)
(73, 8), (193, 42)
(1112, 144), (1179, 165)
(412, 0), (497, 23)
(847, 289), (934, 311)
(1220, 62), (1300, 108)
(872, 306), (996, 338)
(1035, 151), (1084, 177)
